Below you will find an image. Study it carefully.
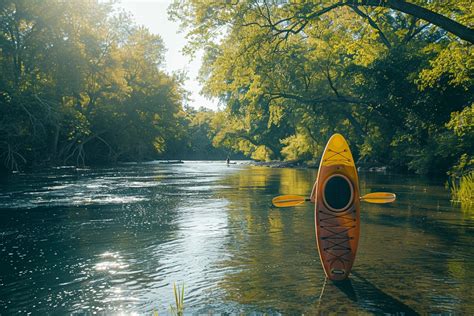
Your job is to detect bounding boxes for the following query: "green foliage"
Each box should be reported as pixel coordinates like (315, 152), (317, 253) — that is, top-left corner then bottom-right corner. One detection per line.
(177, 108), (234, 160)
(447, 103), (474, 137)
(0, 0), (189, 170)
(449, 172), (474, 207)
(171, 0), (473, 175)
(450, 154), (474, 177)
(419, 42), (473, 89)
(280, 133), (317, 162)
(1, 0), (472, 173)
(251, 145), (272, 161)
(445, 104), (474, 176)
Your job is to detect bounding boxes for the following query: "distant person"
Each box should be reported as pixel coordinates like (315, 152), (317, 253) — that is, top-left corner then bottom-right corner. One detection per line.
(226, 156), (230, 165)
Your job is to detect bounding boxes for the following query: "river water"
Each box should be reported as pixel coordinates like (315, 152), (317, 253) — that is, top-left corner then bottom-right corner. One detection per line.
(0, 161), (472, 314)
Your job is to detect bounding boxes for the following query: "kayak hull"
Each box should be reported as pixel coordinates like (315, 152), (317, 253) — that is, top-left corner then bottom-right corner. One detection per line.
(312, 134), (360, 281)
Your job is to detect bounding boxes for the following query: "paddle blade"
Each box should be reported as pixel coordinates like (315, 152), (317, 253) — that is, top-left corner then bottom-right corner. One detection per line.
(360, 192), (396, 204)
(272, 195), (308, 207)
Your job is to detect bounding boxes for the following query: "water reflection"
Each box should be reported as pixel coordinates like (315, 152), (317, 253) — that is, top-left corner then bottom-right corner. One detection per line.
(0, 162), (472, 314)
(214, 167), (473, 314)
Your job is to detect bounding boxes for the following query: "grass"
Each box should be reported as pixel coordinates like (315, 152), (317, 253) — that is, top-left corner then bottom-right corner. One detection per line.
(170, 283), (185, 316)
(153, 283), (185, 316)
(449, 171), (474, 207)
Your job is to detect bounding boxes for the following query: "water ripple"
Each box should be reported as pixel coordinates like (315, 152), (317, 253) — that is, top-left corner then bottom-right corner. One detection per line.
(0, 163), (472, 314)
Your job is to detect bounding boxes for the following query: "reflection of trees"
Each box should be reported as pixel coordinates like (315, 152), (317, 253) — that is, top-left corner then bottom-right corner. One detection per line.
(447, 259), (474, 313)
(460, 199), (473, 221)
(215, 167), (324, 312)
(213, 168), (473, 313)
(277, 168), (315, 196)
(357, 172), (474, 314)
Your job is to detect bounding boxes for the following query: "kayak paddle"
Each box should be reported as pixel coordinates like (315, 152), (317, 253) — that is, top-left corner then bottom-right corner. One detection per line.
(272, 195), (310, 207)
(272, 192), (396, 208)
(360, 192), (396, 203)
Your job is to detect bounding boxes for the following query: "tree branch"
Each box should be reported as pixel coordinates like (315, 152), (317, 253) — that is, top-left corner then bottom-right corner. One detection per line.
(269, 92), (368, 106)
(251, 0), (474, 44)
(349, 5), (392, 49)
(404, 22), (430, 43)
(375, 0), (474, 44)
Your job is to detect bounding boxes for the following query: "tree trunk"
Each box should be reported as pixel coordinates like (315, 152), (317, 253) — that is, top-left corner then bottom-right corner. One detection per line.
(348, 0), (474, 44)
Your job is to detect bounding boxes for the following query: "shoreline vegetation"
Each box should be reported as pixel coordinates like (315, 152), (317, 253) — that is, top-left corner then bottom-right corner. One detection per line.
(250, 160), (389, 173)
(1, 1), (472, 180)
(448, 172), (474, 207)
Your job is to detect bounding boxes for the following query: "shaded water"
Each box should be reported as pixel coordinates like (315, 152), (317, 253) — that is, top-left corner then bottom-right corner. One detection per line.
(0, 162), (472, 314)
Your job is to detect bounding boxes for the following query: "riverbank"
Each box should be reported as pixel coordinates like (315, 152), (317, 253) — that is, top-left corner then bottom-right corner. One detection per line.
(248, 160), (389, 173)
(249, 160), (318, 168)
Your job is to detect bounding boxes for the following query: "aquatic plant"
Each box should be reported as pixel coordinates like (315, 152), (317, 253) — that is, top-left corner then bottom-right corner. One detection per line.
(449, 171), (474, 206)
(170, 283), (185, 316)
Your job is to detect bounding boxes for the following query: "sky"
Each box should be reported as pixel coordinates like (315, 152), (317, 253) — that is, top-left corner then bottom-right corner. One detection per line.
(116, 0), (219, 110)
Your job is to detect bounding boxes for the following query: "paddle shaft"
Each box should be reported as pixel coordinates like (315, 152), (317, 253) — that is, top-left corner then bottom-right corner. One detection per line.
(275, 196), (385, 204)
(272, 192), (396, 207)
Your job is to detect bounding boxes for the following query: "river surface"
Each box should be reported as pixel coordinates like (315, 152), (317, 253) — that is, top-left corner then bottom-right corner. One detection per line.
(0, 161), (472, 314)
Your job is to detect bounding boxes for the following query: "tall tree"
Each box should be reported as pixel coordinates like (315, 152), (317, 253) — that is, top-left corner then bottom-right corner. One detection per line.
(0, 0), (187, 171)
(171, 0), (473, 173)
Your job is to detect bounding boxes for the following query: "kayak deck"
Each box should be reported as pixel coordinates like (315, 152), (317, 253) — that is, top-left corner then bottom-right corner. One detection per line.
(313, 134), (360, 281)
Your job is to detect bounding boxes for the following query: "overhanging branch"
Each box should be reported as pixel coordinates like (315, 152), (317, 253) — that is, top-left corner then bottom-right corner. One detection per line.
(349, 5), (392, 49)
(252, 0), (474, 44)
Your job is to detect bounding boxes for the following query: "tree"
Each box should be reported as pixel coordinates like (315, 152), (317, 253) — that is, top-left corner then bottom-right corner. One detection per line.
(170, 0), (473, 174)
(0, 0), (187, 171)
(235, 0), (474, 44)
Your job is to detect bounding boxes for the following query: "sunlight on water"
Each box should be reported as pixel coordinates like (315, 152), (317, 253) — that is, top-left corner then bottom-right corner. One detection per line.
(0, 162), (472, 314)
(95, 252), (129, 274)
